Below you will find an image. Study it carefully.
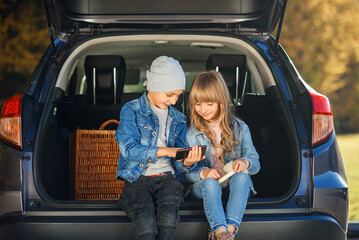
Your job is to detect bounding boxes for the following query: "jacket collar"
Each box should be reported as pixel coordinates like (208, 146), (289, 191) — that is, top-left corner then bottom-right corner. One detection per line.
(139, 92), (153, 115)
(139, 92), (186, 122)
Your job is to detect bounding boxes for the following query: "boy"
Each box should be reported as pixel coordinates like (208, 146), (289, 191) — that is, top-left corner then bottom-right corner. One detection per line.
(115, 56), (202, 240)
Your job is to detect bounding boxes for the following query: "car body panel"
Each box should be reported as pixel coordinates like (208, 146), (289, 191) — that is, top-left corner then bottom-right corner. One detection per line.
(0, 214), (346, 240)
(312, 134), (348, 230)
(0, 142), (23, 221)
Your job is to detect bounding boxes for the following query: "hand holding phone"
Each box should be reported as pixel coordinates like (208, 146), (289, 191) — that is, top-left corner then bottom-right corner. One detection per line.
(175, 145), (207, 160)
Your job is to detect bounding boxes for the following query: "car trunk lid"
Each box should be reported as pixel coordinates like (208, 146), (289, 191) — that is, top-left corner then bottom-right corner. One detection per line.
(43, 0), (287, 36)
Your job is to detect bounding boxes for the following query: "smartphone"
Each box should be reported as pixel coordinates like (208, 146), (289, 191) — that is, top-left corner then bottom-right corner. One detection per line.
(175, 145), (207, 160)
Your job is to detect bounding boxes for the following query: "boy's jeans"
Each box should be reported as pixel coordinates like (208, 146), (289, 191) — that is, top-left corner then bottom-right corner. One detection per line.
(119, 175), (183, 240)
(190, 172), (250, 232)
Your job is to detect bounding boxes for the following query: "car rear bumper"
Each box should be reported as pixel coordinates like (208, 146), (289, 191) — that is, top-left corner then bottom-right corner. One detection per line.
(0, 213), (346, 240)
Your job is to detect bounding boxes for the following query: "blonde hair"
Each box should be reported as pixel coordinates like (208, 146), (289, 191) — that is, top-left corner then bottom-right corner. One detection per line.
(188, 71), (239, 162)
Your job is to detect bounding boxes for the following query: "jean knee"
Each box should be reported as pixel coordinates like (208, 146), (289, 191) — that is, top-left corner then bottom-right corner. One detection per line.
(157, 203), (180, 227)
(132, 210), (157, 236)
(230, 172), (250, 187)
(202, 178), (221, 193)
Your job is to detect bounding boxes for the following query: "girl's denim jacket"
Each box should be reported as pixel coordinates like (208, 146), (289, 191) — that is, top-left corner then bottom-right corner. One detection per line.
(115, 93), (188, 183)
(185, 118), (260, 195)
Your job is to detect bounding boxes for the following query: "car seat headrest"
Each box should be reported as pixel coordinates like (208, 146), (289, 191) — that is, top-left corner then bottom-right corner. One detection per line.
(85, 55), (126, 105)
(206, 54), (247, 102)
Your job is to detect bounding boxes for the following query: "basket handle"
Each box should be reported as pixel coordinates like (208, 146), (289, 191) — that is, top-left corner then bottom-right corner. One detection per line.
(99, 119), (120, 130)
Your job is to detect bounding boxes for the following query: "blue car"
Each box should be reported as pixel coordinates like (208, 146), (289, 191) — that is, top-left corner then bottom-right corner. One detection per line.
(0, 0), (348, 239)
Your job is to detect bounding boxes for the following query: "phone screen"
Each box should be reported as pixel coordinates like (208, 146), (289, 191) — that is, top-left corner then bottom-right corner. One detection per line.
(175, 145), (207, 160)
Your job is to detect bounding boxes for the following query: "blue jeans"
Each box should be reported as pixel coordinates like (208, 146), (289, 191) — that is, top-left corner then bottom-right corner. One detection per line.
(119, 175), (184, 240)
(190, 172), (250, 232)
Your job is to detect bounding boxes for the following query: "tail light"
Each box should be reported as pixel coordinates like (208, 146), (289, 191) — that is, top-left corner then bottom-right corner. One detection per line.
(309, 91), (334, 146)
(0, 94), (23, 148)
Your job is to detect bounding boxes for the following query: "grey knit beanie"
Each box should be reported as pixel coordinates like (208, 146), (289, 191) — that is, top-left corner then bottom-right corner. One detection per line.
(146, 56), (186, 92)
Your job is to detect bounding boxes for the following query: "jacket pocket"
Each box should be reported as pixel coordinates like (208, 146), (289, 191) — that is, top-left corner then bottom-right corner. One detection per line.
(137, 121), (156, 145)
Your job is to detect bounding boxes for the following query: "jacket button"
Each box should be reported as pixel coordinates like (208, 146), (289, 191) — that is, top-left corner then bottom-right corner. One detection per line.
(148, 159), (152, 164)
(152, 131), (156, 136)
(139, 163), (144, 167)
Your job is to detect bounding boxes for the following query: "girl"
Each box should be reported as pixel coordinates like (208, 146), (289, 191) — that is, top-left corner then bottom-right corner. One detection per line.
(186, 71), (260, 240)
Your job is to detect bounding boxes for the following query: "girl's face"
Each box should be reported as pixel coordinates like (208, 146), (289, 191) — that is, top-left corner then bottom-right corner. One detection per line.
(194, 102), (220, 123)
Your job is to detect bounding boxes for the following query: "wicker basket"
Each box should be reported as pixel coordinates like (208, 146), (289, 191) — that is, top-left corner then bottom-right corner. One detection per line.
(70, 119), (124, 200)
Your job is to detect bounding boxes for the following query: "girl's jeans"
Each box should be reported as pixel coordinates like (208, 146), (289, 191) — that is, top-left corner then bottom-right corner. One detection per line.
(119, 175), (183, 240)
(190, 172), (250, 232)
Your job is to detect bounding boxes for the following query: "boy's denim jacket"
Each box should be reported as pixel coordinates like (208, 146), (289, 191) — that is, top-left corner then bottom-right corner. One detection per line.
(185, 118), (260, 195)
(115, 93), (188, 183)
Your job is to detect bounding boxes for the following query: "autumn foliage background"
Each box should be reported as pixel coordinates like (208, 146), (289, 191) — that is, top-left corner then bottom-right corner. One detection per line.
(1, 0), (359, 133)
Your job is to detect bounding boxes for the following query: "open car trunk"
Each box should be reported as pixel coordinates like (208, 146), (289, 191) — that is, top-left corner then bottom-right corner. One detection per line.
(34, 33), (299, 205)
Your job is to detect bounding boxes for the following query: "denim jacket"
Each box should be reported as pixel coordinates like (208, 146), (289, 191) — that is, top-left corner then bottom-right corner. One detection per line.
(185, 118), (260, 195)
(115, 93), (187, 183)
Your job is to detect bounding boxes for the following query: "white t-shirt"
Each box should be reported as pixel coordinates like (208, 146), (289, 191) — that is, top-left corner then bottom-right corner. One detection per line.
(142, 103), (174, 176)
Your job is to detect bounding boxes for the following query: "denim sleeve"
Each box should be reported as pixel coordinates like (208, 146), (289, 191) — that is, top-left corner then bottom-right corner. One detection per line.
(115, 104), (158, 164)
(184, 128), (205, 183)
(185, 164), (206, 183)
(241, 123), (261, 175)
(175, 120), (187, 149)
(173, 120), (190, 172)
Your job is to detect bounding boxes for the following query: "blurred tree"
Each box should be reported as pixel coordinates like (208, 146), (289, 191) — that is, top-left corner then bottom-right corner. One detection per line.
(0, 0), (48, 101)
(281, 0), (359, 133)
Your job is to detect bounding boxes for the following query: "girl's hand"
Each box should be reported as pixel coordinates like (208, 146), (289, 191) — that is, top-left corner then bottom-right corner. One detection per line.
(203, 168), (222, 180)
(233, 158), (249, 173)
(183, 145), (205, 167)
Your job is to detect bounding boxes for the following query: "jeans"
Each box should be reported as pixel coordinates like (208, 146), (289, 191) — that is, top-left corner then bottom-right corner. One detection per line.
(190, 172), (250, 232)
(119, 175), (184, 240)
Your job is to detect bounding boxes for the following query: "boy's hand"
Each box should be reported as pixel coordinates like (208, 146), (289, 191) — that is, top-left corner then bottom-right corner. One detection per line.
(203, 168), (222, 180)
(183, 145), (205, 167)
(233, 157), (249, 173)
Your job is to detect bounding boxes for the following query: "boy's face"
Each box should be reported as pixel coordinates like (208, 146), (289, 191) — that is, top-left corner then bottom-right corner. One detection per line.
(147, 90), (184, 109)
